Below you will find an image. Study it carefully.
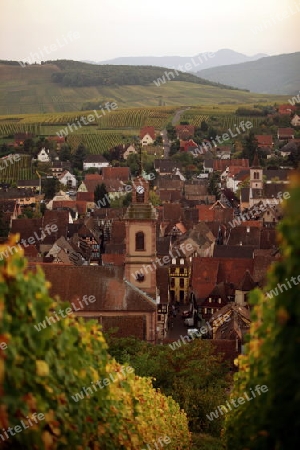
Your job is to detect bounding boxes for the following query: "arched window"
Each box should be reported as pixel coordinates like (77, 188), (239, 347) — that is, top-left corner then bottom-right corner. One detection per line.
(135, 232), (145, 251)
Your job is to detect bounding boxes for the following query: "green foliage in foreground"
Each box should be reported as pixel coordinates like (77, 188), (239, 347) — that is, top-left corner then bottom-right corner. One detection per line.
(0, 238), (191, 449)
(224, 172), (300, 449)
(106, 335), (230, 437)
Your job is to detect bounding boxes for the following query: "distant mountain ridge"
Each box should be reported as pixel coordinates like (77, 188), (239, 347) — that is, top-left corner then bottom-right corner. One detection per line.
(196, 52), (300, 95)
(89, 49), (268, 72)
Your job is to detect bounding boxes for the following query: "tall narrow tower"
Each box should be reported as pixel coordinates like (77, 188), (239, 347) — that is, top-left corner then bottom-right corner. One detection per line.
(250, 152), (263, 190)
(124, 177), (157, 297)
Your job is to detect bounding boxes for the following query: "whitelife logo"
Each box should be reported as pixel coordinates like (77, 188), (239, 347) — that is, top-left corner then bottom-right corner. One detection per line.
(206, 385), (268, 421)
(56, 102), (118, 138)
(34, 295), (96, 332)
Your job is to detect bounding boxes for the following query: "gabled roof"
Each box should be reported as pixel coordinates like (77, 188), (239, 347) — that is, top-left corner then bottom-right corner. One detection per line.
(263, 169), (292, 182)
(84, 154), (109, 163)
(210, 303), (251, 341)
(213, 246), (255, 259)
(27, 265), (157, 312)
(175, 125), (195, 139)
(277, 127), (294, 137)
(110, 221), (126, 244)
(227, 226), (261, 247)
(255, 135), (273, 146)
(236, 269), (256, 291)
(154, 159), (182, 173)
(159, 203), (184, 222)
(185, 184), (208, 196)
(191, 257), (220, 300)
(217, 258), (254, 286)
(158, 190), (182, 203)
(77, 192), (94, 202)
(213, 159), (249, 172)
(102, 167), (130, 181)
(157, 177), (183, 190)
(17, 180), (39, 188)
(140, 126), (155, 140)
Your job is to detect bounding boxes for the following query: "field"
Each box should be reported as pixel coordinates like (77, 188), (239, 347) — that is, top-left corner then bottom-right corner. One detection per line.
(0, 155), (35, 182)
(0, 107), (179, 154)
(0, 63), (290, 115)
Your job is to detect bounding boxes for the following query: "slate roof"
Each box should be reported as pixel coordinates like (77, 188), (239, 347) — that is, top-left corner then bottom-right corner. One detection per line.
(84, 154), (109, 163)
(154, 159), (182, 173)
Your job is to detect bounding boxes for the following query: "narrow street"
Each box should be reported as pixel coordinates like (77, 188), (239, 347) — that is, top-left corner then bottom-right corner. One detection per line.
(160, 107), (191, 158)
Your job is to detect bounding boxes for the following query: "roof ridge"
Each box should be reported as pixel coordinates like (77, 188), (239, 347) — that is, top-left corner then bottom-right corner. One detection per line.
(123, 278), (157, 306)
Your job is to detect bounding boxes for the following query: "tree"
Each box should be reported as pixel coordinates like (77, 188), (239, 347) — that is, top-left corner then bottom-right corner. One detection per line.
(106, 336), (229, 436)
(208, 172), (221, 198)
(72, 143), (88, 170)
(170, 139), (180, 156)
(59, 143), (72, 161)
(166, 125), (177, 141)
(94, 183), (110, 208)
(242, 131), (258, 165)
(42, 177), (59, 199)
(207, 127), (218, 141)
(200, 120), (208, 132)
(149, 190), (161, 206)
(23, 138), (35, 155)
(225, 174), (300, 449)
(126, 153), (140, 176)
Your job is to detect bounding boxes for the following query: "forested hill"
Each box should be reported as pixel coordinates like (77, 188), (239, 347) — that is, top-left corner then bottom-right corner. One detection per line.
(46, 59), (241, 89)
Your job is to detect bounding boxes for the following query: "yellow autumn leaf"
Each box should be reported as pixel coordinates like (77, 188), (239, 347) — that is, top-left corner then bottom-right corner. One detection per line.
(42, 430), (54, 450)
(36, 360), (49, 377)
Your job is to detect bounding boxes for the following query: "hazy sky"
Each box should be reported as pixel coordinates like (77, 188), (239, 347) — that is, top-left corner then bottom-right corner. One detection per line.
(0, 0), (299, 62)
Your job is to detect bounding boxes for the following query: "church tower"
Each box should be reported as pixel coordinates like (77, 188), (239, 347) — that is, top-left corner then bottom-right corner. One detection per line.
(250, 152), (263, 190)
(124, 177), (157, 297)
(249, 152), (264, 206)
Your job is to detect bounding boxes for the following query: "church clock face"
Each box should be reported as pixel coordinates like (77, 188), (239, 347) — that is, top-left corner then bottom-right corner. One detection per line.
(136, 185), (145, 202)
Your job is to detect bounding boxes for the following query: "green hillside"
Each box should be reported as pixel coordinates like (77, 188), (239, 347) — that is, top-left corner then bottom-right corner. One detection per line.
(197, 52), (300, 95)
(0, 61), (289, 115)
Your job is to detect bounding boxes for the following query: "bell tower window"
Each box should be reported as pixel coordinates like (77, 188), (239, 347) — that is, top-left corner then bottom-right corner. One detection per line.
(135, 231), (145, 251)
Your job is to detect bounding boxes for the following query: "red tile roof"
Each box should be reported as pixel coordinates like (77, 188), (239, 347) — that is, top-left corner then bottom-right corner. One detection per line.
(213, 159), (249, 172)
(255, 135), (273, 146)
(102, 254), (125, 266)
(277, 128), (294, 138)
(52, 200), (77, 209)
(76, 192), (94, 202)
(175, 125), (195, 139)
(102, 167), (130, 181)
(140, 126), (156, 140)
(191, 257), (220, 299)
(27, 264), (156, 312)
(278, 104), (296, 114)
(217, 258), (254, 285)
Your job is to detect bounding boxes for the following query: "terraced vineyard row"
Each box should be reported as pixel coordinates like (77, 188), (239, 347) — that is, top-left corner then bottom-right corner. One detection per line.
(0, 106), (177, 128)
(210, 115), (264, 129)
(67, 132), (126, 154)
(0, 122), (41, 136)
(97, 107), (176, 129)
(0, 155), (35, 182)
